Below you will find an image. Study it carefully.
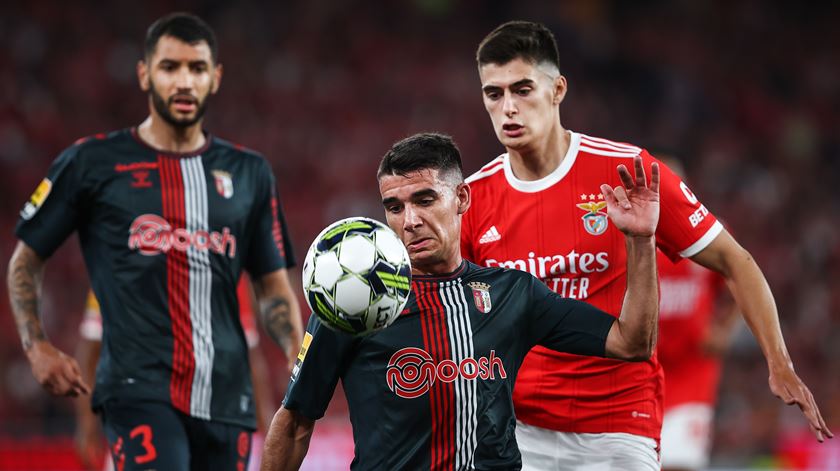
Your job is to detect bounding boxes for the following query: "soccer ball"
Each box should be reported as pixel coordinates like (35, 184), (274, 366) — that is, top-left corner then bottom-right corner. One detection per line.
(302, 217), (412, 336)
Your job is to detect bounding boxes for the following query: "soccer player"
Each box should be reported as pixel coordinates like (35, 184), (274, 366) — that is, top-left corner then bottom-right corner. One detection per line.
(74, 277), (278, 471)
(462, 20), (832, 470)
(7, 13), (302, 471)
(657, 250), (737, 471)
(262, 132), (661, 470)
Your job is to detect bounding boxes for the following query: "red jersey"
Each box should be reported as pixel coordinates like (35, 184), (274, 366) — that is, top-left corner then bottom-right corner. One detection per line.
(657, 252), (725, 410)
(461, 132), (723, 439)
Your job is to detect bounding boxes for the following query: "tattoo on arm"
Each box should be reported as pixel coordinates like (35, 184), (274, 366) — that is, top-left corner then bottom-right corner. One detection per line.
(8, 246), (45, 351)
(260, 297), (293, 352)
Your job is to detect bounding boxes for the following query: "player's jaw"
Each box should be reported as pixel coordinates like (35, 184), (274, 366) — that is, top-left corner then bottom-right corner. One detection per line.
(150, 82), (209, 128)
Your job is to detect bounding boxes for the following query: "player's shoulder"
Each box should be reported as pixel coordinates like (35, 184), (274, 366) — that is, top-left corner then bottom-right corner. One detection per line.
(465, 154), (506, 186)
(463, 261), (533, 285)
(211, 135), (268, 162)
(63, 129), (132, 159)
(576, 132), (647, 161)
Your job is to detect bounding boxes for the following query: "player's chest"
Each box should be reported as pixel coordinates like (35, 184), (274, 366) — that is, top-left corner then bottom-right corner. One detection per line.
(90, 155), (255, 230)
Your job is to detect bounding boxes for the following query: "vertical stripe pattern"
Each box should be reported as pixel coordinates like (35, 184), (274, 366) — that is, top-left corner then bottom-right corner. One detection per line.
(181, 157), (214, 419)
(441, 279), (478, 470)
(416, 279), (478, 471)
(159, 155), (214, 420)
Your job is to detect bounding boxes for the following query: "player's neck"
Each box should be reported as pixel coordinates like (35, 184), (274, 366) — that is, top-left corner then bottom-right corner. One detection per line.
(506, 126), (570, 181)
(411, 253), (463, 277)
(137, 115), (206, 154)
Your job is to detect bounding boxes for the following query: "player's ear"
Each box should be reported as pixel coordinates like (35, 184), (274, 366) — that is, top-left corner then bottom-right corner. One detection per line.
(456, 182), (471, 215)
(210, 63), (223, 94)
(137, 60), (150, 92)
(553, 75), (567, 106)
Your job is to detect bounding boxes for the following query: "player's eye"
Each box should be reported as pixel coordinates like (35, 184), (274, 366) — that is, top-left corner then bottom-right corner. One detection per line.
(418, 198), (434, 206)
(191, 63), (208, 73)
(386, 205), (402, 214)
(516, 88), (532, 96)
(484, 90), (501, 100)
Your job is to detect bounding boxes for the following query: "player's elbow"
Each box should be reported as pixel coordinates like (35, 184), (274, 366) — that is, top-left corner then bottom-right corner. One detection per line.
(605, 324), (655, 361)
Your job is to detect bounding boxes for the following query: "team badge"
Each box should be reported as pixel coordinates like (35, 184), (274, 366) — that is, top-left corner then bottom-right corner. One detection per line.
(467, 282), (492, 314)
(576, 195), (609, 236)
(20, 178), (52, 220)
(212, 170), (234, 199)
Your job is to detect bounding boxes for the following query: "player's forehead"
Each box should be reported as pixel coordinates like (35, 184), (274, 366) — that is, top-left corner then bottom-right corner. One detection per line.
(479, 57), (557, 88)
(148, 35), (213, 65)
(378, 168), (446, 201)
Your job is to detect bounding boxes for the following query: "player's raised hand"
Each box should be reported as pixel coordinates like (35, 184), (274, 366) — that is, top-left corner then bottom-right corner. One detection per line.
(26, 341), (91, 397)
(769, 363), (833, 442)
(600, 155), (660, 237)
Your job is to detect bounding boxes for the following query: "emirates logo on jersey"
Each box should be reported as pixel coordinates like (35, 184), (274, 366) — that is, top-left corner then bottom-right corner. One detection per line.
(386, 347), (507, 399)
(576, 193), (609, 236)
(128, 214), (237, 257)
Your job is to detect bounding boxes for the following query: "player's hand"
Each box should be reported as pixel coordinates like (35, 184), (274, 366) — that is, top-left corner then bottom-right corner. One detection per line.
(600, 155), (660, 237)
(769, 363), (833, 442)
(26, 341), (91, 396)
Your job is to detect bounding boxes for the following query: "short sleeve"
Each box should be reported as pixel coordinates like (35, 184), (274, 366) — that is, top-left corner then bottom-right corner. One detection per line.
(646, 150), (722, 261)
(15, 145), (86, 258)
(525, 274), (615, 356)
(244, 159), (296, 276)
(283, 314), (355, 421)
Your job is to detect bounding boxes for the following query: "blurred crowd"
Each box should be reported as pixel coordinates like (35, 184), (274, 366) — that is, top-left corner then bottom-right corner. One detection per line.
(1, 0), (838, 468)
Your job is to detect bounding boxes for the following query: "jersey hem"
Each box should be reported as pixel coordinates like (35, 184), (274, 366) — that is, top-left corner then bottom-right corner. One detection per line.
(679, 221), (723, 258)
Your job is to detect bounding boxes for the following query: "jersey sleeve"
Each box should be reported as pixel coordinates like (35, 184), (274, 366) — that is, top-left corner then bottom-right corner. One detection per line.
(79, 290), (103, 342)
(283, 314), (356, 421)
(243, 159), (296, 276)
(524, 274), (615, 356)
(15, 145), (87, 258)
(645, 150), (723, 261)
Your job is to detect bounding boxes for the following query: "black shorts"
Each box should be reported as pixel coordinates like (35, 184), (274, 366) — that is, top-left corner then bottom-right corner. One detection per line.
(100, 398), (252, 471)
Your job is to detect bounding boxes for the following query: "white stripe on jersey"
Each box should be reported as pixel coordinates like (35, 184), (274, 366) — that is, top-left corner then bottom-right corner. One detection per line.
(465, 156), (504, 184)
(441, 279), (478, 470)
(181, 156), (215, 420)
(578, 145), (640, 158)
(579, 134), (641, 154)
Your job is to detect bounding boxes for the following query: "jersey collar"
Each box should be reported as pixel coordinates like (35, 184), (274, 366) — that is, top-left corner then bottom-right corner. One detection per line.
(411, 260), (468, 282)
(502, 131), (580, 193)
(130, 127), (213, 158)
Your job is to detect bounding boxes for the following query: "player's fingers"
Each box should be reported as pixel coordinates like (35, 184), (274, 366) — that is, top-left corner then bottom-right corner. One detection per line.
(599, 184), (617, 206)
(613, 186), (632, 210)
(68, 361), (91, 395)
(633, 155), (647, 188)
(650, 162), (660, 194)
(617, 164), (634, 189)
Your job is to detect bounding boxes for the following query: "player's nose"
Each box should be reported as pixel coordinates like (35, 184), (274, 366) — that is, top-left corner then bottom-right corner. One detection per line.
(503, 91), (518, 117)
(403, 205), (422, 230)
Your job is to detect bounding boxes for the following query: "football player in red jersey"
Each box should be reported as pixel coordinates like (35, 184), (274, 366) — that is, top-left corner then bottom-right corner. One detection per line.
(462, 20), (831, 470)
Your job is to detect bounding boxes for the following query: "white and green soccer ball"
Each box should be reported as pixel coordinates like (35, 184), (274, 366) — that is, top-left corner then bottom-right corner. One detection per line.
(302, 217), (412, 336)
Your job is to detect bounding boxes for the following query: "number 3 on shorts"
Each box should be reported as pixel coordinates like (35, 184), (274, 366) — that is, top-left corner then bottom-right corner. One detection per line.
(129, 424), (158, 464)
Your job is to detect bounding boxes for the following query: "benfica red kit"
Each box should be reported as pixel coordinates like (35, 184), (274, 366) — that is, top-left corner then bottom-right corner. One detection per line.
(461, 131), (722, 439)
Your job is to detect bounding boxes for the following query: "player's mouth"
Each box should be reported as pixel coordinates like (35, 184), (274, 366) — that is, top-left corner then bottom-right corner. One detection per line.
(406, 238), (432, 252)
(502, 123), (524, 138)
(171, 95), (198, 113)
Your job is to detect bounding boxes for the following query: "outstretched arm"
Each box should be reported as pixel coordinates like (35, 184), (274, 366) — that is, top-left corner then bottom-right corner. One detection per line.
(692, 230), (833, 442)
(261, 406), (315, 471)
(7, 241), (89, 396)
(252, 269), (303, 371)
(600, 156), (660, 361)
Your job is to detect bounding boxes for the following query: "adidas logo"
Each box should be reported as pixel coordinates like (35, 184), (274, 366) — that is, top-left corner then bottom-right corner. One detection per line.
(479, 226), (502, 244)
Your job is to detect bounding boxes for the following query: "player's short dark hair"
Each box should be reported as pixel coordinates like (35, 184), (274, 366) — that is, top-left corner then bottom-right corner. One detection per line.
(477, 20), (560, 70)
(145, 12), (218, 63)
(378, 133), (463, 182)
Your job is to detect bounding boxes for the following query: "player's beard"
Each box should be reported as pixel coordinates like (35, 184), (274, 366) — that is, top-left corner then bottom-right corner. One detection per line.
(149, 80), (209, 129)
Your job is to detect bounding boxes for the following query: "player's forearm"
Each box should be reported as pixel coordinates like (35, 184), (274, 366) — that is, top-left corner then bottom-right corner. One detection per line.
(261, 406), (313, 471)
(615, 235), (658, 360)
(692, 232), (790, 367)
(7, 242), (47, 352)
(254, 270), (303, 360)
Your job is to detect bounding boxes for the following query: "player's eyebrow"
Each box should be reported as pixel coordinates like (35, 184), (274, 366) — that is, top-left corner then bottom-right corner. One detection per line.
(482, 78), (535, 93)
(381, 188), (438, 206)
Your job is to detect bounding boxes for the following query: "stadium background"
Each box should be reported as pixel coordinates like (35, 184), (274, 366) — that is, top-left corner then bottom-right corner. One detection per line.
(0, 0), (838, 469)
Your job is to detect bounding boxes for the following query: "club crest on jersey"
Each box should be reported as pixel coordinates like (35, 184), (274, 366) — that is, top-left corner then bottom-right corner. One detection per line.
(576, 195), (609, 236)
(212, 170), (234, 199)
(467, 282), (492, 314)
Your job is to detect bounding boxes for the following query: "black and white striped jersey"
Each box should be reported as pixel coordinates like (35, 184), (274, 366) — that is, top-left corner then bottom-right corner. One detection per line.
(284, 261), (615, 470)
(15, 128), (294, 429)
